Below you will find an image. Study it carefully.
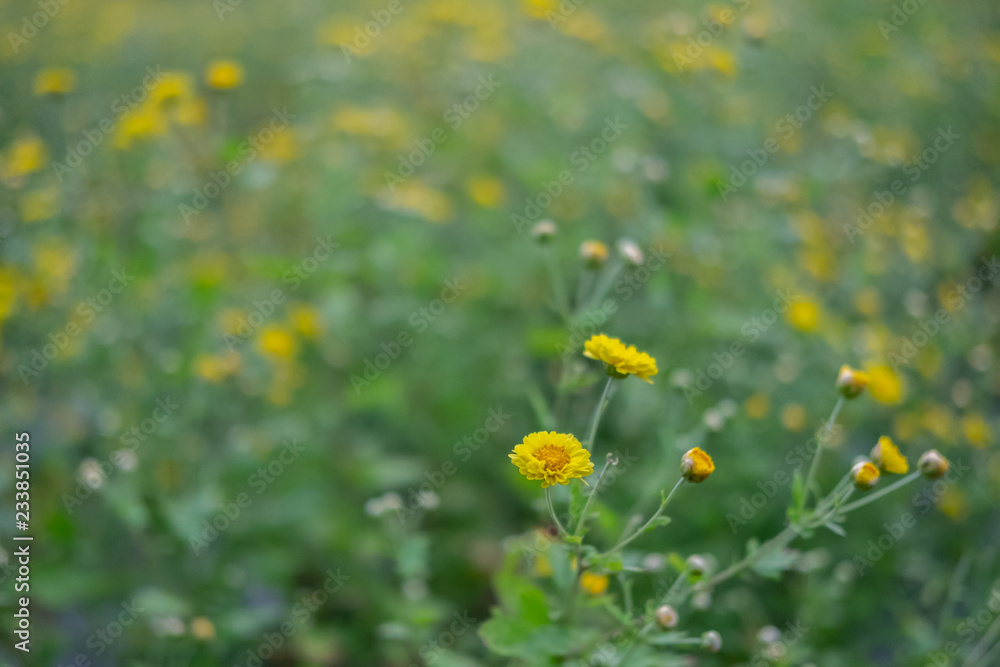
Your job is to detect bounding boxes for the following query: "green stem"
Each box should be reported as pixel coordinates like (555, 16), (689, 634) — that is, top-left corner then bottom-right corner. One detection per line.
(799, 396), (845, 511)
(545, 487), (569, 537)
(545, 247), (571, 321)
(696, 525), (798, 593)
(602, 478), (684, 556)
(574, 457), (614, 536)
(575, 269), (596, 313)
(839, 471), (921, 514)
(585, 377), (615, 451)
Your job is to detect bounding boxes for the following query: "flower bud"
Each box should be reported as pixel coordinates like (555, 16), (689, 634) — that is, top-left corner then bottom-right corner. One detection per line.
(836, 365), (870, 399)
(616, 238), (644, 266)
(701, 630), (722, 652)
(655, 604), (679, 629)
(580, 240), (609, 269)
(918, 450), (949, 479)
(681, 447), (715, 483)
(870, 435), (909, 474)
(686, 554), (708, 576)
(851, 460), (880, 490)
(531, 219), (557, 244)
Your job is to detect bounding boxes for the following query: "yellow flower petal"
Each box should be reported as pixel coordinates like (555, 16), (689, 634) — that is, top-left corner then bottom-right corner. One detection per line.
(509, 431), (593, 488)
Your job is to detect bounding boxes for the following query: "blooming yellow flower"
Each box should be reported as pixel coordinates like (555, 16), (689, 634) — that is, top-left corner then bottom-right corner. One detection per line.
(509, 431), (593, 488)
(867, 364), (904, 404)
(580, 571), (609, 595)
(851, 460), (880, 490)
(583, 334), (658, 383)
(836, 365), (870, 399)
(34, 68), (76, 96)
(871, 436), (908, 474)
(205, 60), (245, 90)
(681, 447), (714, 483)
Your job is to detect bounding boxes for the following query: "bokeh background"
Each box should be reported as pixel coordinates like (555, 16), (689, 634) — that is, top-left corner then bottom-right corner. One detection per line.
(1, 0), (999, 664)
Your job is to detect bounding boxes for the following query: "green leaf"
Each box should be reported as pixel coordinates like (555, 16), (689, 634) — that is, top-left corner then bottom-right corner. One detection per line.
(642, 516), (672, 533)
(478, 609), (602, 660)
(750, 546), (800, 580)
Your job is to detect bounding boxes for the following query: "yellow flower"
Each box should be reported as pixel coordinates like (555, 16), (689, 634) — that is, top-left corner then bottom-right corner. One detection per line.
(579, 240), (609, 269)
(836, 365), (870, 399)
(681, 447), (714, 483)
(509, 431), (593, 488)
(871, 436), (909, 474)
(257, 326), (297, 359)
(34, 68), (76, 96)
(2, 136), (48, 181)
(851, 460), (880, 490)
(867, 364), (904, 404)
(466, 175), (505, 208)
(580, 572), (609, 595)
(533, 553), (553, 577)
(583, 334), (658, 383)
(780, 403), (806, 431)
(745, 393), (770, 419)
(786, 298), (820, 332)
(961, 413), (990, 448)
(289, 304), (321, 339)
(151, 72), (194, 105)
(205, 60), (245, 90)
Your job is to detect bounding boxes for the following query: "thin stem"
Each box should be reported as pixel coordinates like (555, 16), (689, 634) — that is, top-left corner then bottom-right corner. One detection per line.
(575, 269), (596, 313)
(964, 609), (1000, 667)
(696, 525), (798, 593)
(603, 479), (684, 556)
(545, 487), (570, 537)
(839, 471), (921, 514)
(574, 458), (614, 536)
(544, 247), (571, 321)
(800, 396), (845, 511)
(582, 258), (624, 313)
(663, 568), (691, 603)
(585, 377), (615, 451)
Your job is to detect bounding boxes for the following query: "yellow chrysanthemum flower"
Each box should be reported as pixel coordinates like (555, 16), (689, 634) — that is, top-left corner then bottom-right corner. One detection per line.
(871, 436), (909, 474)
(580, 571), (609, 595)
(867, 364), (904, 404)
(509, 431), (593, 488)
(583, 334), (658, 383)
(851, 460), (880, 490)
(681, 447), (714, 483)
(205, 60), (245, 90)
(34, 68), (76, 96)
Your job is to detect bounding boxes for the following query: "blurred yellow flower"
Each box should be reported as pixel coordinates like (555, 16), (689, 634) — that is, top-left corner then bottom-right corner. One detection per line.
(923, 404), (953, 440)
(2, 135), (48, 181)
(583, 334), (658, 383)
(836, 365), (870, 399)
(19, 188), (59, 222)
(786, 298), (820, 332)
(745, 393), (770, 419)
(855, 288), (882, 315)
(580, 571), (609, 595)
(115, 109), (167, 149)
(0, 268), (20, 322)
(938, 488), (968, 521)
(258, 326), (297, 359)
(379, 180), (454, 223)
(533, 553), (553, 577)
(522, 0), (557, 18)
(509, 431), (593, 488)
(466, 175), (505, 208)
(681, 447), (715, 483)
(579, 240), (610, 269)
(194, 351), (241, 382)
(34, 68), (76, 96)
(780, 403), (806, 431)
(205, 60), (245, 90)
(151, 72), (194, 105)
(867, 364), (904, 404)
(289, 304), (321, 339)
(961, 413), (990, 449)
(871, 436), (909, 474)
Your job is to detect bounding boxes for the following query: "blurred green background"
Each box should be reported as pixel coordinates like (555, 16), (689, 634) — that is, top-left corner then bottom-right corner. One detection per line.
(0, 0), (998, 664)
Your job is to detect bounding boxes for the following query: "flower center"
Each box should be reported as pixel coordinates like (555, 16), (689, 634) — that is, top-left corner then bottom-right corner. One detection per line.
(535, 444), (570, 471)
